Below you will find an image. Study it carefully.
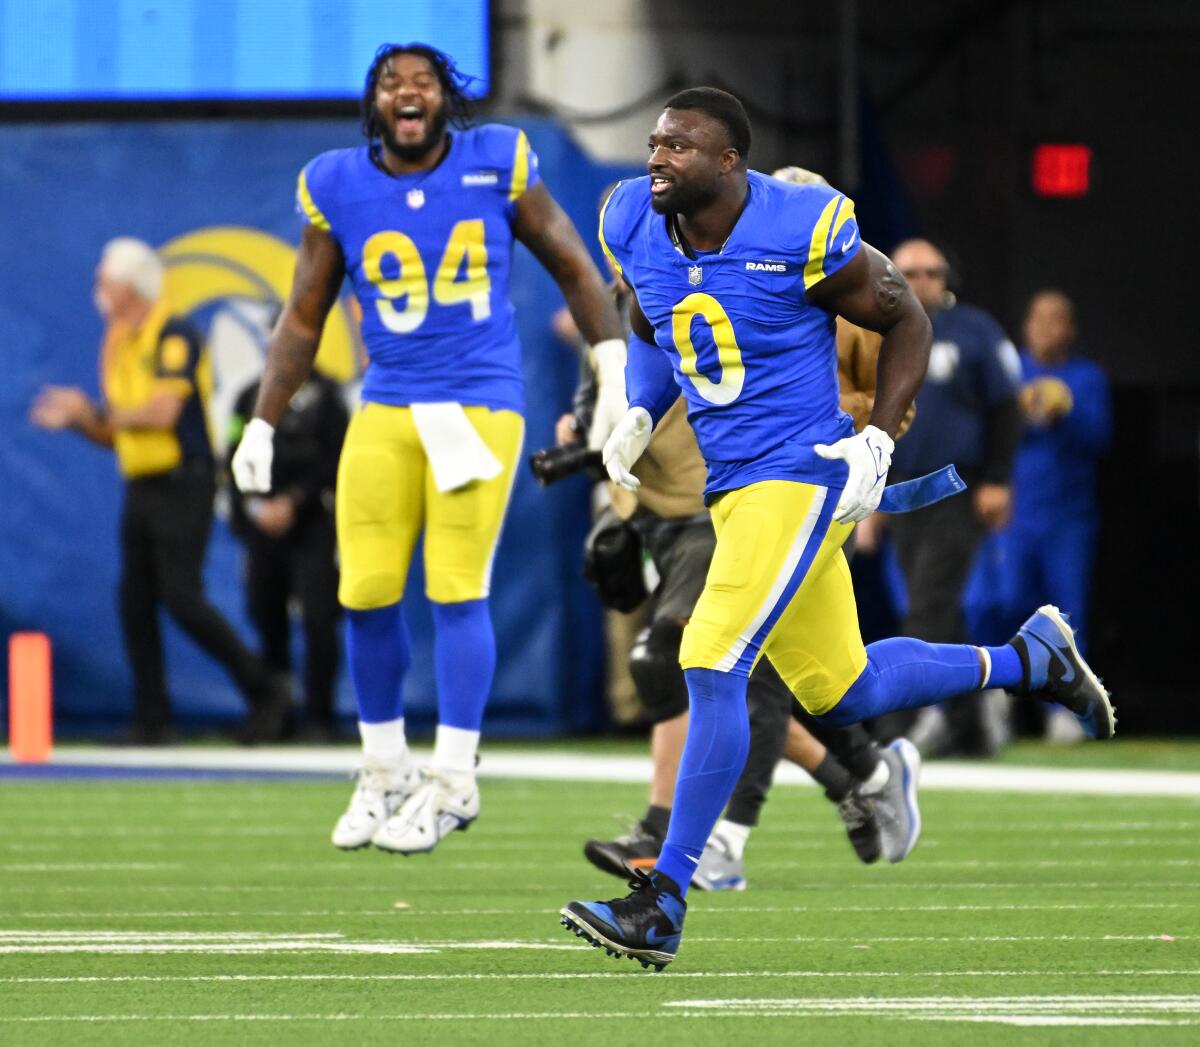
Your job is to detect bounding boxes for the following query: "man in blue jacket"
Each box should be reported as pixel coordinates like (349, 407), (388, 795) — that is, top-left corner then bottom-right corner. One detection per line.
(1008, 290), (1111, 648)
(872, 239), (1022, 755)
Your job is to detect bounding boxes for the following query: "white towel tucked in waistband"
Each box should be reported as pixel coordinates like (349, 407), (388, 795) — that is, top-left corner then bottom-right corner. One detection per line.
(410, 402), (503, 493)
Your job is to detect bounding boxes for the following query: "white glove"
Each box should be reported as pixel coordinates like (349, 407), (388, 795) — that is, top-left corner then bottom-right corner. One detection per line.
(586, 338), (629, 451)
(814, 424), (895, 523)
(601, 407), (653, 491)
(231, 417), (276, 493)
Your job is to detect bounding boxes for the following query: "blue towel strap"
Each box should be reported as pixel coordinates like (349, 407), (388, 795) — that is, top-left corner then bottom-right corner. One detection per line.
(877, 465), (966, 514)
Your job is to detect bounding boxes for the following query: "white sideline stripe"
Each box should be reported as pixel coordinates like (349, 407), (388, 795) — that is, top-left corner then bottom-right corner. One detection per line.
(0, 931), (587, 956)
(1, 863), (181, 872)
(669, 994), (1200, 1008)
(0, 932), (339, 939)
(665, 994), (1200, 1025)
(686, 935), (1187, 944)
(917, 1017), (1197, 1027)
(3, 1011), (1198, 1028)
(6, 902), (1192, 918)
(14, 875), (1196, 891)
(0, 1014), (654, 1024)
(13, 746), (1200, 796)
(7, 970), (1200, 985)
(2, 818), (1197, 842)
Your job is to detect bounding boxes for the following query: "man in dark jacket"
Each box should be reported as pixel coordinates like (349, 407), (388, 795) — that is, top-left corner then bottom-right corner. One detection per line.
(875, 238), (1022, 756)
(227, 373), (348, 740)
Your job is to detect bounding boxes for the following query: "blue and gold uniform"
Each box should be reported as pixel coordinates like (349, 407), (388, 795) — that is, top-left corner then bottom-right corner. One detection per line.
(297, 125), (537, 608)
(600, 171), (866, 712)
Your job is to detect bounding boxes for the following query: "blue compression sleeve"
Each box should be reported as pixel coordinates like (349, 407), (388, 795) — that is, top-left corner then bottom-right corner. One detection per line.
(818, 636), (983, 727)
(655, 669), (751, 895)
(626, 330), (679, 425)
(432, 599), (496, 732)
(345, 603), (410, 723)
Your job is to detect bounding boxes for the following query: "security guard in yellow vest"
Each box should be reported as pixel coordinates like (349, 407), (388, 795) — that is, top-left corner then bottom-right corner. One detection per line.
(31, 238), (289, 744)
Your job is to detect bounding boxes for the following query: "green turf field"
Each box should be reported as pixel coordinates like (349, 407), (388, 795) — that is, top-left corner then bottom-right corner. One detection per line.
(2, 752), (1198, 1044)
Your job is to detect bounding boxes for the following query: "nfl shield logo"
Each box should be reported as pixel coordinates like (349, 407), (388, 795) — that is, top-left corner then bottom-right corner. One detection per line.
(688, 265), (702, 286)
(407, 188), (425, 210)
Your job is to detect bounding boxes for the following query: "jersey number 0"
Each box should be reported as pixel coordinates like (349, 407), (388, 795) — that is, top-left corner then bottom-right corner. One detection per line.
(672, 292), (745, 405)
(362, 220), (491, 334)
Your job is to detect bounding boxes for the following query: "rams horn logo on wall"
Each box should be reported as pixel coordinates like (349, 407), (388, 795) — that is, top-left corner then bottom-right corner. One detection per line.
(157, 226), (362, 453)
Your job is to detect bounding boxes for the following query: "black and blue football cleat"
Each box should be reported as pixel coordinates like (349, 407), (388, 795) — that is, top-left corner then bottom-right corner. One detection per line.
(1009, 605), (1116, 739)
(559, 868), (686, 971)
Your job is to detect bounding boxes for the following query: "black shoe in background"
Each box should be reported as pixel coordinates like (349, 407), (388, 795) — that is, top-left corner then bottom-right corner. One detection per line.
(238, 676), (293, 746)
(835, 790), (883, 864)
(584, 820), (663, 878)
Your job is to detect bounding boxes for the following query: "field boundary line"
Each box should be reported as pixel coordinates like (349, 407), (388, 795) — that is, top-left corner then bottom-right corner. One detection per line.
(4, 747), (1200, 796)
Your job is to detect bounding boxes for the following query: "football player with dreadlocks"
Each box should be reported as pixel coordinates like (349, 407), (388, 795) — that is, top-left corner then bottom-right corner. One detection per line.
(233, 43), (624, 855)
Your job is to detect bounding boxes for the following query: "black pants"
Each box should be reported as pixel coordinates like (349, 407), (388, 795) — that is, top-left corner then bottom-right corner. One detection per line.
(120, 465), (269, 733)
(881, 488), (988, 749)
(244, 515), (340, 726)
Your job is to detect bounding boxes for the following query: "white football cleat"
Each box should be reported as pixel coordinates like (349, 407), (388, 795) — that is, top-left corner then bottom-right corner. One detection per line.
(867, 738), (922, 864)
(331, 758), (419, 850)
(372, 770), (479, 854)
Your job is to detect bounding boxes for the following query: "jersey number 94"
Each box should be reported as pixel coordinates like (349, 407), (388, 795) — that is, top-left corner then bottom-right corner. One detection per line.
(363, 219), (491, 334)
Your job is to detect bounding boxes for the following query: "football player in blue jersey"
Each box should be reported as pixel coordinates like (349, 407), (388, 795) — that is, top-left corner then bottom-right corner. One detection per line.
(232, 44), (625, 855)
(559, 87), (1115, 971)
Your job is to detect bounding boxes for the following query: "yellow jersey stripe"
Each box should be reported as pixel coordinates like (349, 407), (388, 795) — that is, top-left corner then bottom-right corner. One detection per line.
(830, 196), (857, 243)
(508, 131), (531, 202)
(597, 182), (623, 276)
(803, 195), (842, 290)
(297, 170), (331, 232)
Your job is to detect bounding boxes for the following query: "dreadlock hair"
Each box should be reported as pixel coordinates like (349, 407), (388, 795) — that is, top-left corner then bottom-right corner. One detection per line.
(360, 42), (476, 143)
(663, 87), (752, 161)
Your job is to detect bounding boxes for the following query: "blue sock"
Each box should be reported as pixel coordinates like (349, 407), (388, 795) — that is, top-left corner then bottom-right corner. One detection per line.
(818, 636), (984, 727)
(431, 599), (496, 732)
(655, 668), (750, 896)
(982, 644), (1023, 688)
(345, 603), (410, 723)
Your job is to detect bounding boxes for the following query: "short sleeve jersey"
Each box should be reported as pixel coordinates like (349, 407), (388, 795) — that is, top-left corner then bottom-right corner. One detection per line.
(297, 124), (541, 412)
(103, 302), (212, 478)
(600, 171), (861, 497)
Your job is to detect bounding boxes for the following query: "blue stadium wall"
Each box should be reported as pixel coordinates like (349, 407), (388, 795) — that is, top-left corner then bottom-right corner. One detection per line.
(0, 116), (641, 738)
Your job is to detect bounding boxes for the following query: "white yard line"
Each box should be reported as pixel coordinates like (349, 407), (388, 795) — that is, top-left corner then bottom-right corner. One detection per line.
(6, 901), (1192, 918)
(8, 746), (1200, 796)
(0, 930), (582, 955)
(664, 994), (1200, 1026)
(6, 969), (1200, 985)
(0, 928), (1188, 956)
(3, 1003), (1199, 1027)
(0, 1013), (651, 1023)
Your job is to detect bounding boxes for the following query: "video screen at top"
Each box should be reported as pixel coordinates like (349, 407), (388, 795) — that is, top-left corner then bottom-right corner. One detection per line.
(0, 0), (490, 101)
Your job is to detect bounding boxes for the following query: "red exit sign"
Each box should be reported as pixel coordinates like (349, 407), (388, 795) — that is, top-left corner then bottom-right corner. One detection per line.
(1032, 144), (1092, 198)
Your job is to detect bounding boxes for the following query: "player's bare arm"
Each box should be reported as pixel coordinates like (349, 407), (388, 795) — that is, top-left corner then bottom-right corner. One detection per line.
(808, 243), (931, 440)
(627, 292), (655, 343)
(513, 182), (623, 346)
(109, 392), (185, 431)
(252, 224), (345, 425)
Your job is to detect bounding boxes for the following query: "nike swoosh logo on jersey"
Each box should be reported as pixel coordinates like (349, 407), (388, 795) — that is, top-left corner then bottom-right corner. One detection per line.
(841, 232), (857, 252)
